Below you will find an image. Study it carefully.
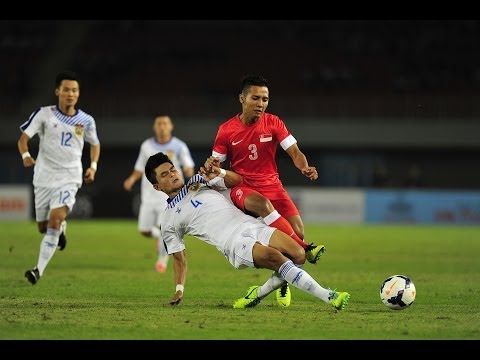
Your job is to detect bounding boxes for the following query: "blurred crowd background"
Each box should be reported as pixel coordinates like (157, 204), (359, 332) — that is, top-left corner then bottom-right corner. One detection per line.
(1, 20), (479, 218)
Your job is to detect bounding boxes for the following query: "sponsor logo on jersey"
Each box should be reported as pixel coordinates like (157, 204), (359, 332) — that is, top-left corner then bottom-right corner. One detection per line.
(260, 134), (272, 142)
(74, 124), (84, 136)
(232, 139), (243, 146)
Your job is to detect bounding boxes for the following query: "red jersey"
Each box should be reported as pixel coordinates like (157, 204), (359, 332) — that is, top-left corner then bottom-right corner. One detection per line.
(212, 112), (297, 188)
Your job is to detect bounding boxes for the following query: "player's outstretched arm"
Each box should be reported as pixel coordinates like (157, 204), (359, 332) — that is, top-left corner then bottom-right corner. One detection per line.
(286, 144), (318, 181)
(199, 158), (243, 189)
(170, 250), (187, 305)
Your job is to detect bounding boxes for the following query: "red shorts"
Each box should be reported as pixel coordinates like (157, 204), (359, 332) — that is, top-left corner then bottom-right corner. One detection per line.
(230, 183), (299, 218)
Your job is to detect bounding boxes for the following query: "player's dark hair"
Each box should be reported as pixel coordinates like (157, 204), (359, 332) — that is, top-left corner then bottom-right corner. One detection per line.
(239, 75), (268, 95)
(145, 152), (174, 185)
(55, 70), (80, 88)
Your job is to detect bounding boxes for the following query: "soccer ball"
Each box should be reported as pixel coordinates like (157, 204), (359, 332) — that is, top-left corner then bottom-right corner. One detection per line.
(380, 275), (416, 310)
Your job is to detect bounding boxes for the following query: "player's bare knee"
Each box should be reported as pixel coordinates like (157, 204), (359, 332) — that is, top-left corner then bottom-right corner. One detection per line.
(247, 196), (271, 217)
(291, 247), (306, 265)
(48, 217), (64, 230)
(263, 198), (275, 213)
(268, 251), (287, 270)
(140, 231), (152, 237)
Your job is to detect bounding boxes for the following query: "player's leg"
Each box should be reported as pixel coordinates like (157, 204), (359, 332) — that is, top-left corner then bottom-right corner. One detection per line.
(36, 206), (68, 275)
(37, 221), (48, 234)
(230, 185), (307, 249)
(26, 185), (76, 284)
(234, 229), (349, 310)
(138, 202), (166, 272)
(25, 187), (50, 284)
(153, 207), (169, 273)
(232, 186), (302, 306)
(41, 210), (67, 251)
(54, 184), (78, 253)
(228, 224), (288, 308)
(138, 202), (155, 237)
(57, 214), (68, 251)
(271, 191), (326, 265)
(257, 226), (306, 306)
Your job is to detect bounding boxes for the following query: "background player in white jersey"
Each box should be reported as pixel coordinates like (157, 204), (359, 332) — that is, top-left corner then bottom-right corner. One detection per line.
(123, 115), (194, 272)
(18, 70), (101, 285)
(144, 152), (350, 310)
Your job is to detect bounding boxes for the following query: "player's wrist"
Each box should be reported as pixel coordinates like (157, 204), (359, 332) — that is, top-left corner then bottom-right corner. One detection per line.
(218, 168), (226, 178)
(176, 284), (184, 293)
(90, 161), (97, 171)
(21, 151), (31, 160)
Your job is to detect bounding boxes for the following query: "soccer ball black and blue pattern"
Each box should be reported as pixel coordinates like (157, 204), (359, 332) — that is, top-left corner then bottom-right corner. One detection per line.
(380, 275), (416, 310)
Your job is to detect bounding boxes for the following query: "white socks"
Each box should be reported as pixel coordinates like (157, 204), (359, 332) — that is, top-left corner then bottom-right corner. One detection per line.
(257, 271), (286, 299)
(278, 260), (331, 303)
(37, 228), (61, 276)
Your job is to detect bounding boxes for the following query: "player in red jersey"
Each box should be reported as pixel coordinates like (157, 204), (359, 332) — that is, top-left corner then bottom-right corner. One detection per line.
(208, 75), (325, 307)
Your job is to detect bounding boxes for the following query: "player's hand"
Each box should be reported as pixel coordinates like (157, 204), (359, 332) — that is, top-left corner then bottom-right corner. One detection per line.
(169, 290), (183, 305)
(302, 166), (318, 181)
(203, 156), (221, 172)
(199, 156), (223, 180)
(123, 177), (134, 191)
(84, 168), (96, 183)
(22, 157), (36, 167)
(199, 166), (219, 181)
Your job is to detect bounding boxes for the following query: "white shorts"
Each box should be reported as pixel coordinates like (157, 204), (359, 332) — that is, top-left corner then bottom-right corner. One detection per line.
(224, 218), (276, 269)
(138, 202), (166, 233)
(34, 184), (79, 222)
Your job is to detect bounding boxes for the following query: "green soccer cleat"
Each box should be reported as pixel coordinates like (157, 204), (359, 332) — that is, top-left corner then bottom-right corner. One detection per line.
(329, 289), (350, 310)
(276, 283), (291, 307)
(305, 243), (326, 264)
(233, 285), (261, 309)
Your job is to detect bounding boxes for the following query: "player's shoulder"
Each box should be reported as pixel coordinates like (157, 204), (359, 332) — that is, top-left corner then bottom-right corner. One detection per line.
(218, 114), (240, 131)
(36, 105), (56, 115)
(170, 136), (188, 146)
(41, 105), (56, 111)
(76, 109), (95, 122)
(27, 105), (48, 120)
(262, 112), (282, 123)
(141, 137), (154, 146)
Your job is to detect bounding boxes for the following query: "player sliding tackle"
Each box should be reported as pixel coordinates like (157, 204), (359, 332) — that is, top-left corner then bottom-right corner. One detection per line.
(144, 152), (350, 310)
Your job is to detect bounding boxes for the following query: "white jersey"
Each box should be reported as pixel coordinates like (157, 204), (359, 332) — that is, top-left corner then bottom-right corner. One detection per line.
(134, 136), (194, 204)
(161, 174), (268, 258)
(20, 105), (100, 188)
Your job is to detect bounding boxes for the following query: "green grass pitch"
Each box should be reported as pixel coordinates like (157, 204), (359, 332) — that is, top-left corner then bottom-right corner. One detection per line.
(1, 220), (479, 340)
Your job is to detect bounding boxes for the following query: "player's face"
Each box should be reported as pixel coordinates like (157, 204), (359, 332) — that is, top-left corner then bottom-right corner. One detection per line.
(153, 116), (173, 138)
(155, 162), (184, 195)
(55, 80), (79, 108)
(240, 86), (269, 122)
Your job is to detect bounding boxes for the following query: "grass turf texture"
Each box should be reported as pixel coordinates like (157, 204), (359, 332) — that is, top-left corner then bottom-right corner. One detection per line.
(1, 220), (479, 340)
